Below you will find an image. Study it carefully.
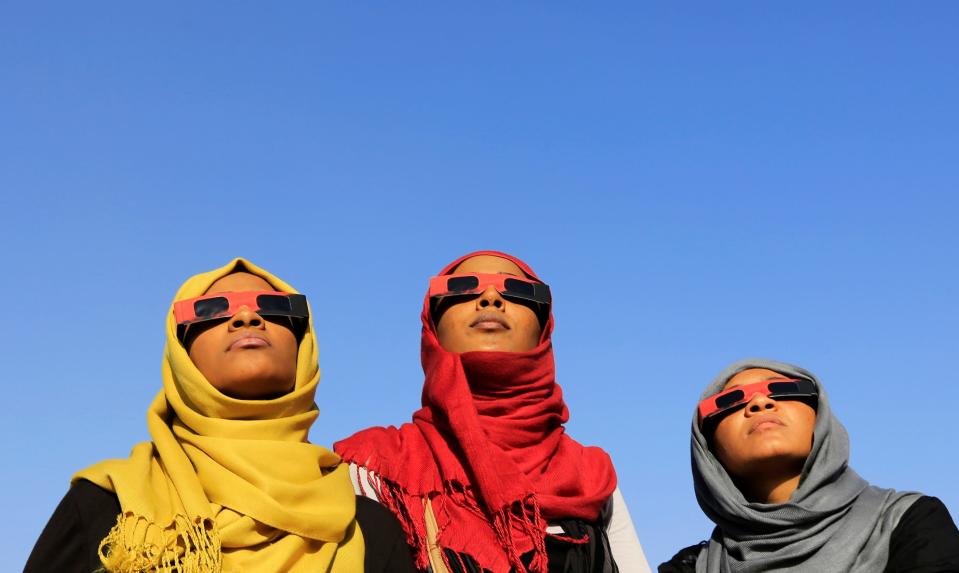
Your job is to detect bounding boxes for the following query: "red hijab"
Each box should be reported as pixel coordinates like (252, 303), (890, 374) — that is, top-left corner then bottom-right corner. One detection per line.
(335, 251), (617, 573)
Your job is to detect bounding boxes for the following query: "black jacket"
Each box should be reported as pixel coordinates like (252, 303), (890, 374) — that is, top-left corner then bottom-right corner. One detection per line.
(25, 479), (416, 573)
(658, 496), (959, 573)
(440, 516), (618, 573)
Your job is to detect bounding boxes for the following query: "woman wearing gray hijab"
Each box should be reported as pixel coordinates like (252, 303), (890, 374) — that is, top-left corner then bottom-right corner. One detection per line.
(660, 359), (959, 573)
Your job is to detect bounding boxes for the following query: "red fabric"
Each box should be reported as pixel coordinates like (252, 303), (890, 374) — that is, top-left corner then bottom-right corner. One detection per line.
(335, 251), (617, 573)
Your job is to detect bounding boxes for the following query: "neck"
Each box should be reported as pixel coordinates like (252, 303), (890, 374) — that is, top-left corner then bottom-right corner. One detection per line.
(737, 469), (802, 504)
(458, 343), (552, 396)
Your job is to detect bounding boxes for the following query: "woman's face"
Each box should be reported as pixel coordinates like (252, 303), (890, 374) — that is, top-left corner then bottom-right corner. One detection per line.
(186, 272), (299, 399)
(711, 368), (817, 481)
(435, 255), (542, 353)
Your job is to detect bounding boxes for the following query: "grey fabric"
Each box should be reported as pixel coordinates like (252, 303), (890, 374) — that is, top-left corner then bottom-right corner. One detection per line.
(691, 358), (921, 573)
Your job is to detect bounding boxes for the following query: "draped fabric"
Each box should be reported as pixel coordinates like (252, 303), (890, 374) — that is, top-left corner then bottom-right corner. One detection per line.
(691, 358), (920, 573)
(75, 258), (363, 573)
(336, 251), (617, 573)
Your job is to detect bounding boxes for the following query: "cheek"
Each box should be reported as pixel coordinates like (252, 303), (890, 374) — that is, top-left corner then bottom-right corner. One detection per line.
(272, 328), (299, 368)
(187, 332), (224, 383)
(711, 421), (741, 469)
(436, 304), (470, 343)
(187, 330), (217, 366)
(511, 307), (542, 345)
(793, 406), (817, 453)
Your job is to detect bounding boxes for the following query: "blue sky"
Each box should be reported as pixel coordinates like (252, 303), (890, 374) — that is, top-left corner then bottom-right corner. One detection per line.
(2, 3), (957, 568)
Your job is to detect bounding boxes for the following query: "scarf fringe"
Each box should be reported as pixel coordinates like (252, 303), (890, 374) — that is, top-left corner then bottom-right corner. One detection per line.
(97, 512), (222, 573)
(548, 533), (590, 545)
(370, 473), (549, 573)
(368, 472), (431, 571)
(490, 496), (548, 573)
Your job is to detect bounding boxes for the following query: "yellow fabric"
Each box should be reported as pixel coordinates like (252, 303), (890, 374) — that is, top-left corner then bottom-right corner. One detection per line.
(75, 258), (364, 572)
(422, 498), (450, 573)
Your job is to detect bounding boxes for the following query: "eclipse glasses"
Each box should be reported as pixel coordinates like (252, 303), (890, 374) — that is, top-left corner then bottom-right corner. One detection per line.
(697, 378), (818, 430)
(428, 273), (552, 306)
(173, 290), (308, 341)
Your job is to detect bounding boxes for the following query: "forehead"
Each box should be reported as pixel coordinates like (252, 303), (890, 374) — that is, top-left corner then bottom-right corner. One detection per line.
(205, 271), (274, 294)
(721, 368), (788, 391)
(452, 255), (526, 276)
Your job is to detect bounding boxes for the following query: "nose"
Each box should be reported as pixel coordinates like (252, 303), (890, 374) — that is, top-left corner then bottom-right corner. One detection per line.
(228, 305), (266, 331)
(475, 286), (505, 311)
(743, 392), (778, 416)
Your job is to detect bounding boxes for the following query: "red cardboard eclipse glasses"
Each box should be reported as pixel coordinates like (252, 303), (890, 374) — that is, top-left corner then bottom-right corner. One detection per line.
(697, 378), (818, 430)
(173, 290), (308, 341)
(428, 273), (552, 306)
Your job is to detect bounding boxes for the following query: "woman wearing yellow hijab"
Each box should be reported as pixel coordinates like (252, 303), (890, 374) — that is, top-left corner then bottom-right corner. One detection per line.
(26, 259), (415, 572)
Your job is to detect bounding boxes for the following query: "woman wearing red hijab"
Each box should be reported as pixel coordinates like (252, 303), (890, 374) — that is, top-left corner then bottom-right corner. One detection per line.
(335, 251), (649, 573)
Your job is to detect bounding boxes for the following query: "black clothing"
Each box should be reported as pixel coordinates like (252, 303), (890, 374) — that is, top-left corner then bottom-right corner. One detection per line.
(658, 496), (959, 573)
(657, 542), (705, 573)
(25, 479), (416, 573)
(439, 517), (618, 573)
(885, 496), (959, 573)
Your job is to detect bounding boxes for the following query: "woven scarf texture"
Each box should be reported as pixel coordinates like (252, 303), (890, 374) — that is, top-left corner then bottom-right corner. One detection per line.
(335, 250), (617, 573)
(74, 258), (363, 573)
(692, 358), (920, 573)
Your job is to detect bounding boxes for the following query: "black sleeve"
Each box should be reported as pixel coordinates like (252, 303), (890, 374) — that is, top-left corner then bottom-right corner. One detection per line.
(658, 542), (706, 573)
(885, 496), (959, 573)
(355, 496), (418, 573)
(24, 480), (121, 573)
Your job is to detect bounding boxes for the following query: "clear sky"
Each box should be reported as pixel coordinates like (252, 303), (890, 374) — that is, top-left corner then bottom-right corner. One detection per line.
(2, 2), (957, 569)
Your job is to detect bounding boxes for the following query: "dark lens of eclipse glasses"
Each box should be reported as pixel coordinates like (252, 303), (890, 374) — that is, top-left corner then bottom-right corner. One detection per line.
(767, 381), (800, 394)
(446, 276), (480, 293)
(503, 278), (535, 298)
(256, 294), (292, 313)
(194, 297), (229, 318)
(714, 389), (746, 409)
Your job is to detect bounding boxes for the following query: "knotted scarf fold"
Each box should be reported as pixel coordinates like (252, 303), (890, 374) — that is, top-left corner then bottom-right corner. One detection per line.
(75, 258), (363, 573)
(335, 251), (616, 573)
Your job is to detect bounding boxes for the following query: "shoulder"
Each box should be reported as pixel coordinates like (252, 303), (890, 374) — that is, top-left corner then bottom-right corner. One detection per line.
(347, 462), (384, 501)
(604, 487), (654, 572)
(337, 424), (404, 444)
(894, 495), (956, 526)
(44, 479), (121, 531)
(336, 424), (438, 492)
(354, 495), (417, 573)
(886, 496), (959, 572)
(24, 480), (121, 573)
(658, 541), (706, 573)
(67, 479), (122, 515)
(59, 480), (122, 540)
(561, 435), (615, 468)
(334, 424), (419, 463)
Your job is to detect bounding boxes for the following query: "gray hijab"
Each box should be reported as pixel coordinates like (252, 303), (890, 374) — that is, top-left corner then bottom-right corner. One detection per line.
(692, 358), (921, 573)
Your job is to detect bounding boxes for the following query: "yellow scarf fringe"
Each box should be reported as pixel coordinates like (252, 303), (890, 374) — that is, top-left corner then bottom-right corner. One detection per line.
(98, 513), (222, 573)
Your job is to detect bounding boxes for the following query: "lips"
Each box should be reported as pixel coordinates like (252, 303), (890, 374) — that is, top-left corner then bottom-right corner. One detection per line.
(470, 311), (509, 331)
(748, 416), (785, 434)
(228, 334), (271, 351)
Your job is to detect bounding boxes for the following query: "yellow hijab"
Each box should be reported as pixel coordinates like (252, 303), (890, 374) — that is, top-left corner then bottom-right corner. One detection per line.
(75, 258), (364, 572)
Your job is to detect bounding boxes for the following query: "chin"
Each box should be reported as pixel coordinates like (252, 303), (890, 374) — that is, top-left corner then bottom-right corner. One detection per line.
(472, 343), (508, 353)
(222, 382), (293, 400)
(747, 449), (807, 468)
(218, 371), (295, 399)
